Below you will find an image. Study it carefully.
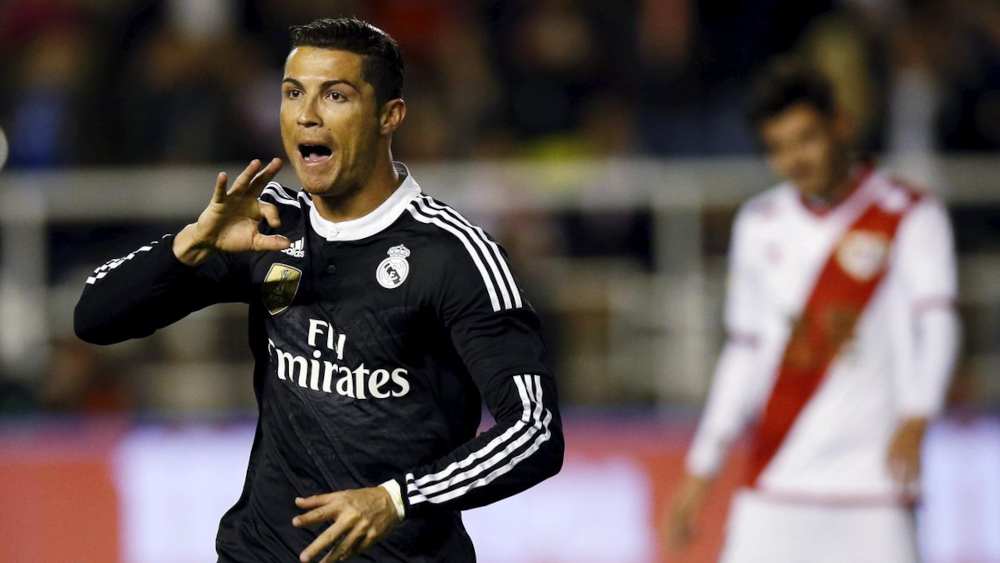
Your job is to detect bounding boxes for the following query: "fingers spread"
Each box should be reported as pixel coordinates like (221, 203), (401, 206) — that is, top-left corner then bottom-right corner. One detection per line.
(228, 159), (263, 196)
(296, 494), (336, 509)
(293, 503), (339, 528)
(246, 157), (284, 198)
(257, 157), (284, 184)
(212, 172), (229, 204)
(301, 520), (350, 563)
(323, 527), (366, 562)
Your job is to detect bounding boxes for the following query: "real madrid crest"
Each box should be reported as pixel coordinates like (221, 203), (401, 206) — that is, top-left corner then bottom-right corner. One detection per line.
(836, 230), (890, 282)
(377, 245), (410, 289)
(262, 263), (302, 315)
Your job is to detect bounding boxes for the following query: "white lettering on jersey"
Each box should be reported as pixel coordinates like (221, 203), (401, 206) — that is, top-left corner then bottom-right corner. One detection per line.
(307, 319), (346, 359)
(281, 238), (305, 258)
(267, 318), (410, 399)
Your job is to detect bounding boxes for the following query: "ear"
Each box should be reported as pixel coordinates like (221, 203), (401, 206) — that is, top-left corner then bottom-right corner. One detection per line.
(379, 99), (406, 136)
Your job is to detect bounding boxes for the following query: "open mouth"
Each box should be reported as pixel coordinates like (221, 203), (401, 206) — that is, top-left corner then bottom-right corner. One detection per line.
(298, 144), (333, 164)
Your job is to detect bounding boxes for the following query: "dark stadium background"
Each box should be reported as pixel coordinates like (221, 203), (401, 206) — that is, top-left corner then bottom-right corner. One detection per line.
(0, 1), (998, 561)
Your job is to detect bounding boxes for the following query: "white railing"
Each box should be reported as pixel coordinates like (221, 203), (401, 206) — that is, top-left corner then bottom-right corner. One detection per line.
(1, 156), (997, 407)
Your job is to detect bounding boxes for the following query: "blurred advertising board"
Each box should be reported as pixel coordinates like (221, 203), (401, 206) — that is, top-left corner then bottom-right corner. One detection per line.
(0, 415), (997, 562)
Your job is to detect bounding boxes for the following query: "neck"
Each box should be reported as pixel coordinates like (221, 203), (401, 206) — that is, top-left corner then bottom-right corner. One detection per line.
(807, 158), (855, 207)
(312, 154), (401, 222)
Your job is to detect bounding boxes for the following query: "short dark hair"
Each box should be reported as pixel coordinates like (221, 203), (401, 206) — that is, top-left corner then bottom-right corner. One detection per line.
(746, 58), (836, 130)
(290, 17), (404, 107)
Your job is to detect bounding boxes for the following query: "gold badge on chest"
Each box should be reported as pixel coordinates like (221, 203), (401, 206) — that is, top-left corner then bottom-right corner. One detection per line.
(262, 263), (302, 315)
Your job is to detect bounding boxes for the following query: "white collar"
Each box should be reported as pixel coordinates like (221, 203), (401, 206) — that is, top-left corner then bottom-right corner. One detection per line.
(305, 162), (421, 242)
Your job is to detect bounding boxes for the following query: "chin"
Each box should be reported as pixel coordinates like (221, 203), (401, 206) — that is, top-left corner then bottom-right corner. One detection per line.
(294, 166), (339, 195)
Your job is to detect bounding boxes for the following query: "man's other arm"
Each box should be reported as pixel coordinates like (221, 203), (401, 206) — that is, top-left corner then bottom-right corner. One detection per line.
(399, 241), (564, 516)
(887, 198), (960, 484)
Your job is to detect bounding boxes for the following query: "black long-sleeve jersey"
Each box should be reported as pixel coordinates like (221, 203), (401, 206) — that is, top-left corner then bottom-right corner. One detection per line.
(74, 163), (564, 562)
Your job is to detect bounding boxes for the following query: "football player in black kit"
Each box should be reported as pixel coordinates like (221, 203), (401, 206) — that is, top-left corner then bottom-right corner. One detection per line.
(75, 17), (564, 563)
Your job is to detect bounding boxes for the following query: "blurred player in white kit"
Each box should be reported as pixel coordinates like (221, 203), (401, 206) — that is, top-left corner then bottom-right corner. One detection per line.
(664, 59), (960, 562)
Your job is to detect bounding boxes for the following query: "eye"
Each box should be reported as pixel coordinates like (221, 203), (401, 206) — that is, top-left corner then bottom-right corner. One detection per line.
(285, 88), (302, 99)
(327, 91), (346, 102)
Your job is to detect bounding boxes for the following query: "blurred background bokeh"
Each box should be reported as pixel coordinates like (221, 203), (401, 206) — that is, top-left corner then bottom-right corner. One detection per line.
(0, 0), (998, 562)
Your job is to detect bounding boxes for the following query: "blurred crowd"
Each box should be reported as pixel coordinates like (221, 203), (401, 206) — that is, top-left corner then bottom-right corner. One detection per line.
(2, 0), (1000, 417)
(2, 0), (1000, 169)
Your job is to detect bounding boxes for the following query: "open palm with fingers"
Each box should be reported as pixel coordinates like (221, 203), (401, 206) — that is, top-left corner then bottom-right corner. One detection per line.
(174, 158), (290, 266)
(293, 487), (400, 562)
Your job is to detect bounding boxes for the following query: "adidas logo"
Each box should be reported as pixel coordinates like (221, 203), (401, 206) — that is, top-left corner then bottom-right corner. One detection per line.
(281, 238), (305, 258)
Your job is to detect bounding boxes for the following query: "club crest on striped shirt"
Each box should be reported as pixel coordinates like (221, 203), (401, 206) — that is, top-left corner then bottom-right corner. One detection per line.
(377, 245), (410, 289)
(836, 230), (890, 281)
(262, 263), (302, 315)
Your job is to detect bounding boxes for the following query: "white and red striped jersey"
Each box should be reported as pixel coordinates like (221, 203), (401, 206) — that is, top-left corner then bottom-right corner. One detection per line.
(687, 164), (959, 501)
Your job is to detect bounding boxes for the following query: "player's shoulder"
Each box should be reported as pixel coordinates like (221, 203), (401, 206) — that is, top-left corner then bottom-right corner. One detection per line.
(403, 193), (526, 312)
(734, 183), (789, 231)
(871, 169), (928, 203)
(403, 193), (505, 259)
(869, 169), (947, 219)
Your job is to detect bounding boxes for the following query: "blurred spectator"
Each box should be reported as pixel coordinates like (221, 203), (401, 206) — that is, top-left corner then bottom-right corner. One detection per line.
(936, 0), (1000, 150)
(0, 0), (998, 417)
(502, 0), (604, 137)
(798, 6), (887, 152)
(2, 0), (1000, 164)
(635, 0), (836, 154)
(0, 0), (93, 168)
(110, 0), (275, 163)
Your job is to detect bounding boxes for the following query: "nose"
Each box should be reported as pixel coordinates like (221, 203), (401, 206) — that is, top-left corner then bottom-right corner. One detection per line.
(297, 96), (321, 127)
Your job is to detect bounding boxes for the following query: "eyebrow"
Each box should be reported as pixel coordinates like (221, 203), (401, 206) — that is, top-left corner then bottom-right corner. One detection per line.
(282, 77), (360, 93)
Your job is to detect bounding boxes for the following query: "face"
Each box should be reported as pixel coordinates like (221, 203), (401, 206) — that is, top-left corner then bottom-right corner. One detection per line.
(759, 103), (851, 199)
(280, 47), (399, 197)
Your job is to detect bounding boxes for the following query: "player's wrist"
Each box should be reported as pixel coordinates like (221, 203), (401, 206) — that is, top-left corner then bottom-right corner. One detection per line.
(379, 479), (406, 522)
(173, 223), (219, 267)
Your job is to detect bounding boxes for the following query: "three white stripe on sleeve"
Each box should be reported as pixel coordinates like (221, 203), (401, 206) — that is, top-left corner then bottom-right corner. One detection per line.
(406, 196), (523, 312)
(405, 374), (553, 507)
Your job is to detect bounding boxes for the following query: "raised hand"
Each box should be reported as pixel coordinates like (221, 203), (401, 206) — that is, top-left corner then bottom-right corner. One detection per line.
(292, 487), (400, 562)
(174, 158), (290, 266)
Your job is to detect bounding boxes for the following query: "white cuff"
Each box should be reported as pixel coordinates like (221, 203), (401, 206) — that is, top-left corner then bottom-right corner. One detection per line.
(379, 479), (406, 522)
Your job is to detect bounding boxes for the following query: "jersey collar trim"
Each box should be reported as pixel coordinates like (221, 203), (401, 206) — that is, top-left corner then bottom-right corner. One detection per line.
(304, 162), (422, 242)
(792, 160), (874, 218)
